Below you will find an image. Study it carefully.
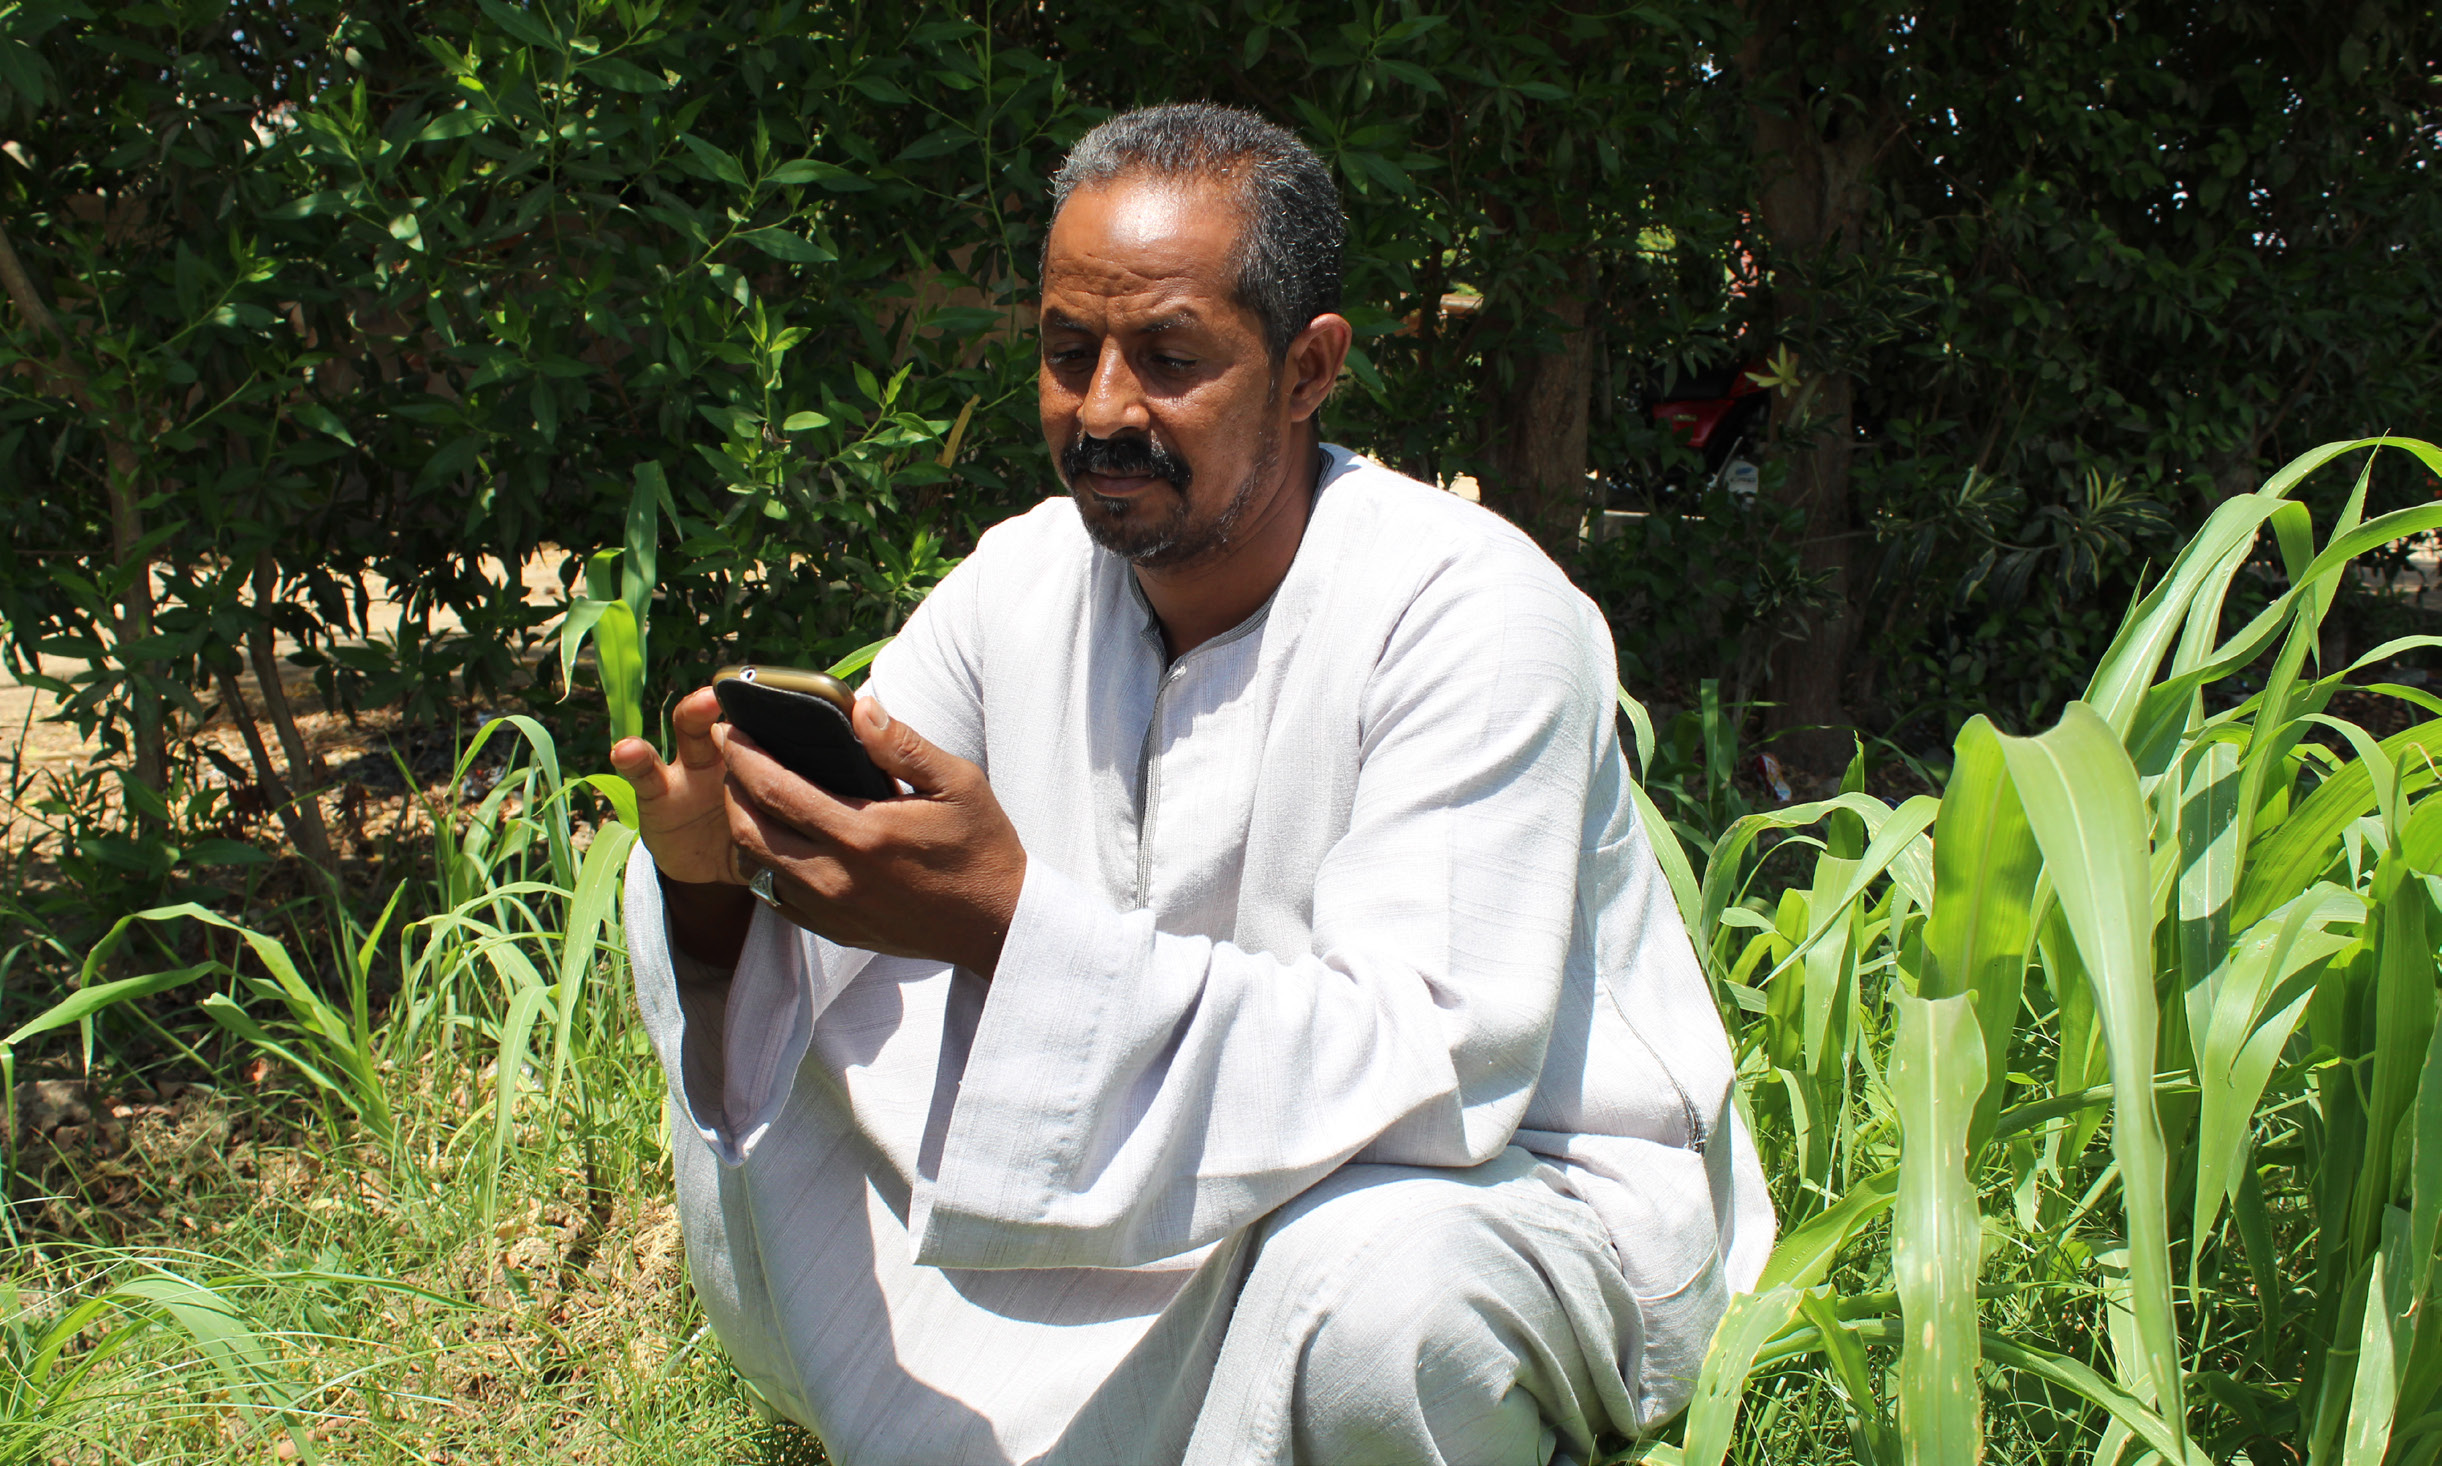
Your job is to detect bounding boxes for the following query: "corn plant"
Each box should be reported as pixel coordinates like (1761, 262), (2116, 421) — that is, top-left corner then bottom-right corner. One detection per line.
(1633, 437), (2442, 1464)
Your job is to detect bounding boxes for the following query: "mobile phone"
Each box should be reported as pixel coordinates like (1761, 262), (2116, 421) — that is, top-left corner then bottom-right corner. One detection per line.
(711, 665), (898, 801)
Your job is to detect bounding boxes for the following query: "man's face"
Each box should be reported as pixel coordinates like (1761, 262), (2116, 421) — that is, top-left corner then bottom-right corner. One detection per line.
(1038, 176), (1288, 567)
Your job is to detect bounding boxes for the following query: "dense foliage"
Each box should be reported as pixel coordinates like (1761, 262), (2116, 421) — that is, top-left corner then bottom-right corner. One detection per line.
(4, 0), (2434, 889)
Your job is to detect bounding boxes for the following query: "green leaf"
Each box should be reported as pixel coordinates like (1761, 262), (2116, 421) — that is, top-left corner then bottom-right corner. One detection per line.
(482, 980), (554, 1235)
(2190, 887), (2356, 1281)
(290, 402), (357, 448)
(581, 56), (666, 92)
(1753, 1167), (1897, 1294)
(1753, 796), (1939, 993)
(557, 597), (609, 707)
(2342, 1213), (2414, 1465)
(790, 159), (873, 192)
(2236, 719), (2442, 930)
(848, 74), (911, 104)
(265, 190), (350, 220)
(1, 963), (216, 1049)
(737, 226), (835, 264)
(415, 109), (478, 142)
(416, 432), (486, 491)
(198, 995), (353, 1105)
(2084, 492), (2293, 736)
(475, 0), (559, 51)
(625, 464), (663, 599)
(1972, 1331), (2194, 1466)
(1798, 1287), (1895, 1465)
(2413, 995), (2442, 1300)
(578, 772), (639, 827)
(825, 637), (893, 681)
(1891, 990), (1985, 1463)
(1378, 57), (1443, 94)
(1999, 703), (2187, 1450)
(782, 410), (830, 433)
(545, 819), (638, 1100)
(1922, 716), (2041, 1154)
(1680, 1285), (1803, 1466)
(679, 133), (748, 188)
(593, 600), (644, 742)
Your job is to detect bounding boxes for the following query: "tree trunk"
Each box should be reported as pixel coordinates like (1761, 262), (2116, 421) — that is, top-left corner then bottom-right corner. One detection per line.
(103, 438), (164, 795)
(1739, 6), (1895, 770)
(0, 216), (166, 796)
(214, 664), (334, 869)
(1482, 258), (1596, 558)
(248, 552), (337, 868)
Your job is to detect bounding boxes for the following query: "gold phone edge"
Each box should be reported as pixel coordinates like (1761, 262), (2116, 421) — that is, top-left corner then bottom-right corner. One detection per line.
(712, 664), (855, 713)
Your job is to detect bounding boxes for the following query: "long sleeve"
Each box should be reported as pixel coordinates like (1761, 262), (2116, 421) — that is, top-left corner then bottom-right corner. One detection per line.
(911, 554), (1610, 1271)
(623, 547), (997, 1165)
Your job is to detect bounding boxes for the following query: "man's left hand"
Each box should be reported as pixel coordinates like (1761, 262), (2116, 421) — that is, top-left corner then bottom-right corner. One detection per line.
(716, 695), (1026, 978)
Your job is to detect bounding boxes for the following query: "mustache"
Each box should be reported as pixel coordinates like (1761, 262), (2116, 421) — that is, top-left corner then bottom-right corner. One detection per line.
(1062, 432), (1193, 492)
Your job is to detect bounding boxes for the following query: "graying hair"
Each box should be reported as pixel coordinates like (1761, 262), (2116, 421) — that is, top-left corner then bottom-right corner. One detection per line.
(1049, 103), (1345, 360)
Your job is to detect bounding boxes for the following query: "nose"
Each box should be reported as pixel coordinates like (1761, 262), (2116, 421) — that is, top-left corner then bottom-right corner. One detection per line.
(1078, 337), (1149, 440)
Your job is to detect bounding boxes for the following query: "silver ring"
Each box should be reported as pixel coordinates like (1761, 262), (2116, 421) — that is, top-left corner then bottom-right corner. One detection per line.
(748, 866), (783, 909)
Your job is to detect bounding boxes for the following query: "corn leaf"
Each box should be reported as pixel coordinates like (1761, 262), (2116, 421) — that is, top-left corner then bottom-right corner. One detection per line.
(1999, 704), (2186, 1448)
(1753, 1167), (1898, 1294)
(1892, 990), (1985, 1465)
(1922, 716), (2041, 1155)
(2190, 886), (2358, 1277)
(1680, 1284), (1803, 1466)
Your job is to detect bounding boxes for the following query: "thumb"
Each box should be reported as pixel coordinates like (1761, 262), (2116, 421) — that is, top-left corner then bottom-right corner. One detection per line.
(609, 736), (673, 803)
(854, 693), (952, 796)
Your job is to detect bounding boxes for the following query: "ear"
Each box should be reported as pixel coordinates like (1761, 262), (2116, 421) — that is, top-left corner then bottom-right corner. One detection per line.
(1282, 312), (1354, 424)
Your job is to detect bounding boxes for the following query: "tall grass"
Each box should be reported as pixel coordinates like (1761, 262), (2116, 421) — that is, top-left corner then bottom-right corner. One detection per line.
(1642, 435), (2442, 1465)
(2, 719), (792, 1461)
(6, 436), (2440, 1461)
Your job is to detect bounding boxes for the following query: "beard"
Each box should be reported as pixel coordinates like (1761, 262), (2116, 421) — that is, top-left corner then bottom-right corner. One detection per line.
(1061, 424), (1281, 569)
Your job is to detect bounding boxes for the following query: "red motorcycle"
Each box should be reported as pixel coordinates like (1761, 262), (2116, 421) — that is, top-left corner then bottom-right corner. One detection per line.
(1646, 357), (1771, 502)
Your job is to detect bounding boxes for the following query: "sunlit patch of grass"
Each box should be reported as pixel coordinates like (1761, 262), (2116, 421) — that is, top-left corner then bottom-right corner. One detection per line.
(9, 1060), (818, 1462)
(4, 715), (826, 1463)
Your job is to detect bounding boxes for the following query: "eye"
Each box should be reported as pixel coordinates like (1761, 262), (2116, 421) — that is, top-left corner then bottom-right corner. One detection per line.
(1151, 353), (1197, 371)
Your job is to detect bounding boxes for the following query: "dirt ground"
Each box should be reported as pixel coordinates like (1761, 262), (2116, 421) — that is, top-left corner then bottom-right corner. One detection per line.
(0, 551), (577, 856)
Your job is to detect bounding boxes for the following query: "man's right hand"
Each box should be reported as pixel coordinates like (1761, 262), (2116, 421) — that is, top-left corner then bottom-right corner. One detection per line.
(611, 685), (757, 965)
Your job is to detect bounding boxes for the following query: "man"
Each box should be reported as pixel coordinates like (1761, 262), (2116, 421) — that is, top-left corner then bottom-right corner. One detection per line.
(612, 102), (1771, 1465)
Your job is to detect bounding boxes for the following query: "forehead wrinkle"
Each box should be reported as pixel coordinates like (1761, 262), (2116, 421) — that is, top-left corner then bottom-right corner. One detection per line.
(1040, 274), (1221, 335)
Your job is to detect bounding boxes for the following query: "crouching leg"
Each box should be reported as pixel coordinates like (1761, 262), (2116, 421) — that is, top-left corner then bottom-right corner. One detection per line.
(1184, 1148), (1649, 1466)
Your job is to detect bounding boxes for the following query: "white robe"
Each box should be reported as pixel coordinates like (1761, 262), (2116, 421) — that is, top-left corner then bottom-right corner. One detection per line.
(624, 445), (1773, 1462)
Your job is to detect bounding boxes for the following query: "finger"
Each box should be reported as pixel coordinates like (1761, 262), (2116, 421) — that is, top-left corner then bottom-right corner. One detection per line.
(725, 773), (827, 870)
(714, 723), (861, 841)
(855, 693), (956, 797)
(609, 737), (672, 802)
(671, 686), (726, 770)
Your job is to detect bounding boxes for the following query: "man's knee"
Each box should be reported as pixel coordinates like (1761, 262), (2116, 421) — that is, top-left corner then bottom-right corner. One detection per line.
(1238, 1157), (1592, 1464)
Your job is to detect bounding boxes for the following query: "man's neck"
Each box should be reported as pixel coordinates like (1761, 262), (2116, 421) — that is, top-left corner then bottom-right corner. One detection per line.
(1134, 438), (1323, 660)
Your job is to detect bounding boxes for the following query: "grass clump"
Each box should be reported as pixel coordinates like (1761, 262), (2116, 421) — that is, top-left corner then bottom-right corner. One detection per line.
(4, 721), (824, 1463)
